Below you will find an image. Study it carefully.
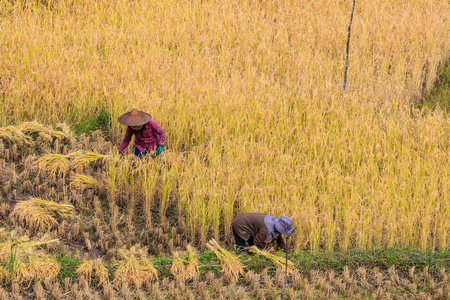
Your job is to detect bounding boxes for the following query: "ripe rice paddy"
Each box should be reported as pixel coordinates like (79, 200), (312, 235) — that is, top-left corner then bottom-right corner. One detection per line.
(1, 0), (450, 298)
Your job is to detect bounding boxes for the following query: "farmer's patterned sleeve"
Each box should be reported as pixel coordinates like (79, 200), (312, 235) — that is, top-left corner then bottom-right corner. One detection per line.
(149, 120), (166, 145)
(118, 126), (133, 152)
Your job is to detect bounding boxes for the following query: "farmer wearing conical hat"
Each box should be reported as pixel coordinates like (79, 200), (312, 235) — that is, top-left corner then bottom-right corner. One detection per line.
(232, 213), (296, 253)
(117, 109), (166, 157)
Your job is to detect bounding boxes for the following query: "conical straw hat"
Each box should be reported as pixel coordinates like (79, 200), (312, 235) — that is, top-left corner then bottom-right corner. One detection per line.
(118, 109), (152, 126)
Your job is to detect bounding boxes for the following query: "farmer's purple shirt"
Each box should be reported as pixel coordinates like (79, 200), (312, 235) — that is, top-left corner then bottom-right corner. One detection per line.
(118, 120), (166, 153)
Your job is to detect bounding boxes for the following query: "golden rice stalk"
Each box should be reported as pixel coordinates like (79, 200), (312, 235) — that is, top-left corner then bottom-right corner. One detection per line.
(248, 246), (295, 274)
(206, 239), (244, 280)
(26, 255), (60, 281)
(170, 252), (186, 278)
(36, 153), (71, 177)
(185, 245), (199, 280)
(10, 198), (75, 231)
(70, 172), (101, 191)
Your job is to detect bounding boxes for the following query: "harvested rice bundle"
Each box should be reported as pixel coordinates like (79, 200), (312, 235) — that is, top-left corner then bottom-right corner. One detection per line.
(76, 260), (94, 281)
(0, 126), (33, 147)
(10, 198), (75, 231)
(25, 255), (60, 281)
(70, 150), (110, 167)
(55, 123), (75, 141)
(170, 252), (186, 278)
(114, 246), (158, 286)
(76, 258), (109, 285)
(36, 153), (71, 177)
(185, 244), (199, 280)
(0, 233), (59, 261)
(17, 122), (65, 139)
(248, 246), (295, 274)
(206, 239), (244, 280)
(70, 172), (101, 191)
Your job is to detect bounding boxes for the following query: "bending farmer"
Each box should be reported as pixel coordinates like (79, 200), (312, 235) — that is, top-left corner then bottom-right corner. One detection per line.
(117, 109), (166, 157)
(232, 212), (296, 253)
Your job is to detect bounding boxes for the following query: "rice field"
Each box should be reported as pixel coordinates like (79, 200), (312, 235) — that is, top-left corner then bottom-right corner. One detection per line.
(1, 0), (450, 298)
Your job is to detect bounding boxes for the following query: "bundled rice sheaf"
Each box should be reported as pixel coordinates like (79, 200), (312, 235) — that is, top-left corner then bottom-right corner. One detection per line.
(55, 123), (75, 142)
(113, 246), (158, 286)
(70, 172), (101, 191)
(69, 150), (111, 167)
(36, 153), (71, 177)
(10, 198), (75, 231)
(0, 122), (73, 151)
(76, 258), (109, 285)
(0, 231), (60, 282)
(0, 233), (58, 261)
(206, 239), (244, 280)
(185, 244), (199, 280)
(170, 245), (199, 281)
(248, 246), (295, 274)
(24, 255), (60, 281)
(0, 126), (33, 147)
(170, 252), (186, 278)
(17, 121), (65, 140)
(36, 150), (109, 177)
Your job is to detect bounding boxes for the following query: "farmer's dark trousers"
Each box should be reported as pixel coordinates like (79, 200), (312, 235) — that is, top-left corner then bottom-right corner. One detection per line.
(134, 147), (148, 158)
(233, 228), (254, 250)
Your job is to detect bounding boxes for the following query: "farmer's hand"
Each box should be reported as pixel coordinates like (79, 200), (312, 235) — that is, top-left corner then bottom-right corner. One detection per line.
(269, 247), (275, 253)
(156, 145), (164, 155)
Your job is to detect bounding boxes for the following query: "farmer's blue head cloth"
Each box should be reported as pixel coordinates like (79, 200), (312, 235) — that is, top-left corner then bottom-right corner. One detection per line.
(264, 215), (297, 243)
(275, 216), (296, 237)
